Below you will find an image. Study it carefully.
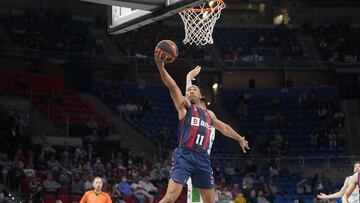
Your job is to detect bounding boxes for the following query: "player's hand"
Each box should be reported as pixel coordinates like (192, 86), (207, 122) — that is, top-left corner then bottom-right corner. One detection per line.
(186, 65), (201, 81)
(239, 137), (249, 153)
(154, 49), (165, 69)
(317, 193), (328, 199)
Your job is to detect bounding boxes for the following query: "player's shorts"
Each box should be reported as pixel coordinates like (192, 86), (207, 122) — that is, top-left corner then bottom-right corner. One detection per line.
(170, 147), (214, 189)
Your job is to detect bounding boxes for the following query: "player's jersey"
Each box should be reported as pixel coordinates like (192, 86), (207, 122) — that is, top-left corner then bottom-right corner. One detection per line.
(178, 105), (213, 153)
(347, 176), (360, 203)
(187, 122), (216, 203)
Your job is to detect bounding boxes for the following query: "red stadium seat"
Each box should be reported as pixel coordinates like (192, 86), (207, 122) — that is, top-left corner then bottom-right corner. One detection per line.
(70, 194), (82, 202)
(58, 187), (70, 194)
(19, 179), (30, 194)
(43, 195), (56, 203)
(58, 194), (70, 203)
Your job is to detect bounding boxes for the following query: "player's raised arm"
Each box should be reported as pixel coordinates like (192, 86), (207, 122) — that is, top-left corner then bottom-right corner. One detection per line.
(154, 50), (189, 118)
(317, 177), (349, 199)
(342, 173), (358, 203)
(207, 110), (250, 153)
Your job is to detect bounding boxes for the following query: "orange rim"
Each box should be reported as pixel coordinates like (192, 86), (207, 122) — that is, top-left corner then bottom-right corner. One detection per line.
(184, 0), (225, 13)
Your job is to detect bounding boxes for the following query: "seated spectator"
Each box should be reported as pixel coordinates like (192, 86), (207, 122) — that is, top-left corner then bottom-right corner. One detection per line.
(71, 173), (84, 194)
(111, 184), (125, 203)
(269, 163), (279, 177)
(242, 173), (254, 190)
(43, 173), (61, 194)
(257, 190), (270, 203)
(248, 189), (257, 203)
(118, 177), (132, 195)
(258, 176), (270, 195)
(138, 176), (157, 194)
(58, 169), (71, 186)
(233, 192), (246, 203)
(222, 186), (233, 200)
(29, 174), (42, 203)
(47, 156), (62, 174)
(92, 157), (105, 177)
(23, 164), (35, 178)
(296, 178), (311, 195)
(231, 183), (242, 199)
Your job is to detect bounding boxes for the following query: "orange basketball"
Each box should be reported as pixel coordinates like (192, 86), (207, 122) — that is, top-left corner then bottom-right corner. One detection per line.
(155, 40), (179, 63)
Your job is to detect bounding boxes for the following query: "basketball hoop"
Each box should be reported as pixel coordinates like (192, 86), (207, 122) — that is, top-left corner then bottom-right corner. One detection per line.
(179, 0), (225, 46)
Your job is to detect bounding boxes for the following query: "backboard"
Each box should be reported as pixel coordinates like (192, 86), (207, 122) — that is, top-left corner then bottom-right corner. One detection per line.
(80, 0), (208, 34)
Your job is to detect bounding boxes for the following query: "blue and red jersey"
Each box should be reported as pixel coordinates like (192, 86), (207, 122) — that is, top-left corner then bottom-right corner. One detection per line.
(177, 105), (214, 153)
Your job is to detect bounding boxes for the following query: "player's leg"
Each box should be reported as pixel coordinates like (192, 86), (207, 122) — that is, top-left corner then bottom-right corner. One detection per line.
(159, 179), (183, 203)
(198, 188), (215, 203)
(191, 171), (215, 203)
(161, 148), (193, 203)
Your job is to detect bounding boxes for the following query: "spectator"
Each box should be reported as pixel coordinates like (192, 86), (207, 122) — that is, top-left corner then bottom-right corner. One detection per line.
(47, 156), (62, 174)
(118, 177), (132, 195)
(29, 174), (42, 203)
(59, 169), (71, 186)
(111, 184), (125, 203)
(92, 157), (105, 177)
(234, 192), (246, 203)
(138, 176), (157, 193)
(231, 183), (242, 199)
(242, 173), (254, 191)
(257, 191), (270, 203)
(43, 173), (61, 194)
(296, 178), (311, 195)
(248, 189), (257, 203)
(23, 164), (35, 178)
(71, 173), (84, 194)
(222, 186), (233, 200)
(269, 163), (279, 177)
(258, 176), (270, 195)
(84, 174), (94, 191)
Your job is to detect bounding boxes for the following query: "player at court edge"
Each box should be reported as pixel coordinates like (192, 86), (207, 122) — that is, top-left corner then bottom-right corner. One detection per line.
(80, 177), (112, 203)
(317, 161), (360, 203)
(154, 50), (250, 203)
(342, 167), (360, 203)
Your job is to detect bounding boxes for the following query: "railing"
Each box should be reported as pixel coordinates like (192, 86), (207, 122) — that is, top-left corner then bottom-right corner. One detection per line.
(1, 45), (360, 70)
(210, 154), (360, 167)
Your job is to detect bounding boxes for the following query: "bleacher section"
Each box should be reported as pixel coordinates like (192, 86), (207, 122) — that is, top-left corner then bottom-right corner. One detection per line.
(213, 26), (302, 60)
(0, 72), (114, 133)
(222, 87), (346, 159)
(0, 9), (101, 54)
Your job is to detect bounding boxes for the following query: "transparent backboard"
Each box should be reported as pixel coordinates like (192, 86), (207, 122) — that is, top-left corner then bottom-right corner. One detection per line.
(106, 0), (208, 34)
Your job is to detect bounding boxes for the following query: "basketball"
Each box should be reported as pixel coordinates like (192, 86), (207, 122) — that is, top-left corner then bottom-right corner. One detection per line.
(155, 40), (179, 63)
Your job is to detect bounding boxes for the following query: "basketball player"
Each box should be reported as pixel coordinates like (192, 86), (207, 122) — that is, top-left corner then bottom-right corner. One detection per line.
(342, 162), (360, 203)
(317, 161), (360, 202)
(154, 51), (249, 203)
(185, 67), (215, 203)
(80, 177), (112, 203)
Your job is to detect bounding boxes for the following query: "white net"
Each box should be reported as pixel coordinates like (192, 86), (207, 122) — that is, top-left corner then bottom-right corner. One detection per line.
(179, 0), (225, 46)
